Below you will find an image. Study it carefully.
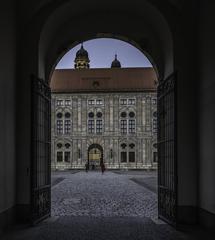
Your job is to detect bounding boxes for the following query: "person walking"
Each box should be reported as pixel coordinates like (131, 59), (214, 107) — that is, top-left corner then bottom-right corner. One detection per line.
(85, 162), (89, 172)
(101, 162), (106, 174)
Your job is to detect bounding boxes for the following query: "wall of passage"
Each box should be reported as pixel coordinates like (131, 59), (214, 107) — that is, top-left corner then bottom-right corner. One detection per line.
(0, 0), (16, 225)
(198, 0), (215, 222)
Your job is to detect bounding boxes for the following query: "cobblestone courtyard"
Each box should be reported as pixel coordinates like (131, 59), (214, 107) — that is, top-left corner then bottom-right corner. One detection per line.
(2, 170), (213, 240)
(51, 170), (158, 220)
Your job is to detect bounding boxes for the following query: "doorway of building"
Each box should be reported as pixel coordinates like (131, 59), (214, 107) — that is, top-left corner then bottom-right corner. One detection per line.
(88, 144), (103, 170)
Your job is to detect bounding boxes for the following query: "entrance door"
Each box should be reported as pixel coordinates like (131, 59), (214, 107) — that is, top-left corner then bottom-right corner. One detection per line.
(157, 72), (177, 226)
(88, 144), (103, 169)
(31, 76), (51, 224)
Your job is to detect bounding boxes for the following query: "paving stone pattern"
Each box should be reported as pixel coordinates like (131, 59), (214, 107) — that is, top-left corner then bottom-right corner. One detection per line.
(2, 170), (213, 240)
(51, 170), (158, 219)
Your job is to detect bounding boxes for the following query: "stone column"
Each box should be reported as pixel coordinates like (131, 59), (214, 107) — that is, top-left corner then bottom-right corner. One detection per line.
(143, 139), (146, 166)
(142, 97), (146, 132)
(82, 96), (87, 134)
(114, 96), (119, 133)
(104, 138), (109, 165)
(82, 138), (87, 166)
(105, 96), (110, 133)
(78, 98), (82, 132)
(110, 97), (113, 132)
(72, 97), (78, 134)
(72, 139), (77, 167)
(136, 95), (141, 133)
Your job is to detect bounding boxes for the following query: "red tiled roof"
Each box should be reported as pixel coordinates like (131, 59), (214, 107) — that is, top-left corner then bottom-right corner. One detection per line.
(50, 67), (157, 92)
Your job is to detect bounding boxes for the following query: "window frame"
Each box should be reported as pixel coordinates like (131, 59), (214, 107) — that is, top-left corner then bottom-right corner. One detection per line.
(57, 151), (63, 162)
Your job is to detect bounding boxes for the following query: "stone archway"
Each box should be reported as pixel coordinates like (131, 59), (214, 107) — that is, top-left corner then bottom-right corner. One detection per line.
(17, 0), (195, 227)
(88, 144), (103, 170)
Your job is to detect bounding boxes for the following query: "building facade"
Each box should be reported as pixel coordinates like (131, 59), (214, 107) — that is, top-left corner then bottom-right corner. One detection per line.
(51, 45), (157, 170)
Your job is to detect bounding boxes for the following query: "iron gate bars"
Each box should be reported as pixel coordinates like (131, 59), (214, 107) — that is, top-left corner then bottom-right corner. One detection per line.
(31, 75), (51, 224)
(157, 72), (178, 226)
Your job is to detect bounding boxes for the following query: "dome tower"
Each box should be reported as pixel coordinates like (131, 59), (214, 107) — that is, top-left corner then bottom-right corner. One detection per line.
(74, 43), (90, 69)
(111, 54), (121, 68)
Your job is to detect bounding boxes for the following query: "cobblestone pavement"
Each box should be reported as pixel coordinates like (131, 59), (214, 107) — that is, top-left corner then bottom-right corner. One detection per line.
(51, 170), (158, 220)
(2, 170), (213, 240)
(112, 170), (158, 193)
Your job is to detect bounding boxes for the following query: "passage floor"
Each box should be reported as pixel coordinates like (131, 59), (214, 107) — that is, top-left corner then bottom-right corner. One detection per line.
(2, 170), (212, 240)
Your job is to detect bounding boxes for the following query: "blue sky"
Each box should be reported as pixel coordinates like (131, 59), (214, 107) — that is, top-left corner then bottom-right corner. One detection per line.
(56, 38), (152, 69)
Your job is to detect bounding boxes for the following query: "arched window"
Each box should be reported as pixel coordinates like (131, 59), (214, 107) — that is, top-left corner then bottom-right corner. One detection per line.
(56, 112), (63, 118)
(88, 112), (94, 118)
(97, 112), (102, 118)
(65, 112), (71, 118)
(57, 143), (63, 148)
(121, 143), (127, 149)
(120, 111), (136, 134)
(120, 143), (127, 163)
(129, 112), (135, 118)
(129, 143), (135, 162)
(56, 142), (72, 163)
(88, 111), (103, 134)
(56, 111), (72, 135)
(120, 142), (136, 163)
(65, 143), (71, 148)
(121, 112), (127, 118)
(129, 143), (135, 149)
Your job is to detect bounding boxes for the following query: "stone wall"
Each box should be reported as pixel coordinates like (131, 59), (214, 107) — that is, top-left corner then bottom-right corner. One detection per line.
(51, 92), (157, 170)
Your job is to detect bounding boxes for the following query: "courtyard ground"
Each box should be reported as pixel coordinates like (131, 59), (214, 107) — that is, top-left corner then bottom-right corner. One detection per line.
(2, 170), (213, 240)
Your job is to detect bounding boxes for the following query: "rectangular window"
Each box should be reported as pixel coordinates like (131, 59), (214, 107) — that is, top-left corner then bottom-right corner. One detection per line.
(129, 152), (135, 162)
(64, 152), (70, 162)
(56, 120), (63, 134)
(120, 98), (127, 105)
(64, 120), (71, 134)
(65, 99), (71, 106)
(88, 99), (95, 105)
(121, 152), (127, 163)
(57, 100), (63, 106)
(129, 119), (135, 133)
(120, 120), (127, 134)
(88, 120), (94, 133)
(128, 98), (135, 105)
(96, 120), (103, 134)
(57, 152), (63, 162)
(96, 99), (103, 105)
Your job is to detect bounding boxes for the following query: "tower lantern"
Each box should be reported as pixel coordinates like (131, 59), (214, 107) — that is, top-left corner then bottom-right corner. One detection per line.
(74, 43), (90, 69)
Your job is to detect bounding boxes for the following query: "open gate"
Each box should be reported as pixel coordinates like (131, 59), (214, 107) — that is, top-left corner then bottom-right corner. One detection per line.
(31, 75), (51, 224)
(157, 72), (177, 226)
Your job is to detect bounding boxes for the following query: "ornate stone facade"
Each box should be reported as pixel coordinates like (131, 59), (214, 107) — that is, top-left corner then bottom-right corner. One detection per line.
(51, 92), (157, 170)
(51, 45), (157, 170)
